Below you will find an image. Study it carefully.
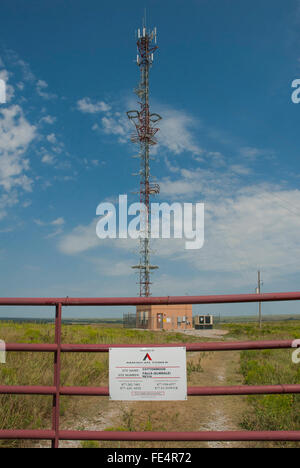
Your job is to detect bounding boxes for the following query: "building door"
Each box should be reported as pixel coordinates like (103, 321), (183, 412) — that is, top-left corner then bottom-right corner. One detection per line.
(157, 313), (163, 329)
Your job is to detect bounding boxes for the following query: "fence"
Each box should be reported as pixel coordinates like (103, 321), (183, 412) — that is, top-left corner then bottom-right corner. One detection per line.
(0, 292), (300, 448)
(123, 312), (161, 329)
(123, 312), (193, 330)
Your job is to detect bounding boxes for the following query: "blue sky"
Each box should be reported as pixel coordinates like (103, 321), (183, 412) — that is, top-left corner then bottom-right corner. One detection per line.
(0, 0), (300, 318)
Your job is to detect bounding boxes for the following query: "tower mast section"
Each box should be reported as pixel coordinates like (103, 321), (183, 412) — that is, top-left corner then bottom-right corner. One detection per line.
(127, 22), (161, 297)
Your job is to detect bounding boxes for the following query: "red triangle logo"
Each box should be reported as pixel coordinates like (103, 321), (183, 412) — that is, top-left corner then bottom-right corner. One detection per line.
(143, 353), (152, 361)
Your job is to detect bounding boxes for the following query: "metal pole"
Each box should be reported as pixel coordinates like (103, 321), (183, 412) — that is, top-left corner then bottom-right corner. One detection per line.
(52, 303), (62, 448)
(258, 271), (262, 329)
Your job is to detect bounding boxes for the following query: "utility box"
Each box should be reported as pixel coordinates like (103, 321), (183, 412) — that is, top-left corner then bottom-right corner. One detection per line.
(194, 315), (214, 330)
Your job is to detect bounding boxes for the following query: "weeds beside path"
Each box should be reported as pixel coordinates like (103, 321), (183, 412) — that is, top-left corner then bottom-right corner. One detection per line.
(222, 321), (300, 448)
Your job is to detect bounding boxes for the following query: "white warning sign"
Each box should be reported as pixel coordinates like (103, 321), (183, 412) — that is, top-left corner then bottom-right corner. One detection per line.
(109, 347), (187, 401)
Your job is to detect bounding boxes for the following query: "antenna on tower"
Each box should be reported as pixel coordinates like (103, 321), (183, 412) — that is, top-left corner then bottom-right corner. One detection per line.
(127, 19), (162, 297)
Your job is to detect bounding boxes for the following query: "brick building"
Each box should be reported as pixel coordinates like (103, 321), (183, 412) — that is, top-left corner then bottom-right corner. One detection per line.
(136, 304), (193, 331)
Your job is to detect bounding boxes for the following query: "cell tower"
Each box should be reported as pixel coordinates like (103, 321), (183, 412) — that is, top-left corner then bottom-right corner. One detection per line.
(127, 20), (162, 297)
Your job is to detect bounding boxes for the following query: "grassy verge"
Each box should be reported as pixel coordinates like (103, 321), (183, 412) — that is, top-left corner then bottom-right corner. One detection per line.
(222, 322), (300, 447)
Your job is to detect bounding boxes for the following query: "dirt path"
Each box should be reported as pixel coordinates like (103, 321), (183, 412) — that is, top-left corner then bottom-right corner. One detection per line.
(170, 328), (229, 340)
(36, 398), (127, 448)
(167, 328), (248, 448)
(194, 350), (247, 448)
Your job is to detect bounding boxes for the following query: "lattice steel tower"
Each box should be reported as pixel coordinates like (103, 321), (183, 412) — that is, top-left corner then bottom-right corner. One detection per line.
(127, 21), (161, 297)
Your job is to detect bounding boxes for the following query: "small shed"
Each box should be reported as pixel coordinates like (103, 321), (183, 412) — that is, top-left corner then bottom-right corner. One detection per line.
(194, 315), (214, 330)
(136, 304), (193, 330)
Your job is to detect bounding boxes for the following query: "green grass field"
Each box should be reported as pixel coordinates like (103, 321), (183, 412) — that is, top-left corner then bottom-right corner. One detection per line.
(222, 321), (300, 447)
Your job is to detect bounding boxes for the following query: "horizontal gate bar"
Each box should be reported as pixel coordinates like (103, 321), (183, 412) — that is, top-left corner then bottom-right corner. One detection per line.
(6, 344), (57, 352)
(59, 384), (300, 396)
(59, 430), (300, 441)
(1, 430), (299, 442)
(5, 340), (295, 353)
(1, 291), (300, 306)
(187, 384), (300, 396)
(60, 340), (295, 352)
(1, 384), (300, 396)
(0, 386), (56, 395)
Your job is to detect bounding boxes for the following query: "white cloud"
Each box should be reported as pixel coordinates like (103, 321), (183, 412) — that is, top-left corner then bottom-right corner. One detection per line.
(34, 219), (45, 226)
(159, 166), (237, 199)
(206, 151), (226, 167)
(58, 219), (100, 254)
(40, 115), (56, 124)
(77, 96), (203, 156)
(43, 132), (64, 158)
(0, 191), (19, 220)
(16, 58), (35, 82)
(153, 185), (300, 283)
(45, 228), (63, 238)
(239, 146), (273, 161)
(0, 105), (35, 151)
(101, 114), (130, 143)
(0, 51), (70, 222)
(58, 217), (137, 256)
(36, 80), (57, 100)
(125, 104), (203, 155)
(57, 171), (300, 288)
(195, 188), (300, 278)
(92, 258), (134, 277)
(0, 69), (15, 102)
(230, 164), (252, 175)
(46, 133), (57, 144)
(41, 154), (55, 165)
(34, 217), (65, 239)
(160, 177), (201, 197)
(0, 104), (36, 192)
(156, 107), (203, 156)
(37, 80), (47, 89)
(77, 97), (111, 114)
(82, 158), (104, 169)
(51, 217), (65, 226)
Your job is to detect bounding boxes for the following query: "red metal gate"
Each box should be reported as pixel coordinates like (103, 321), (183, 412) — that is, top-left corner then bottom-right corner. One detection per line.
(0, 292), (300, 448)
